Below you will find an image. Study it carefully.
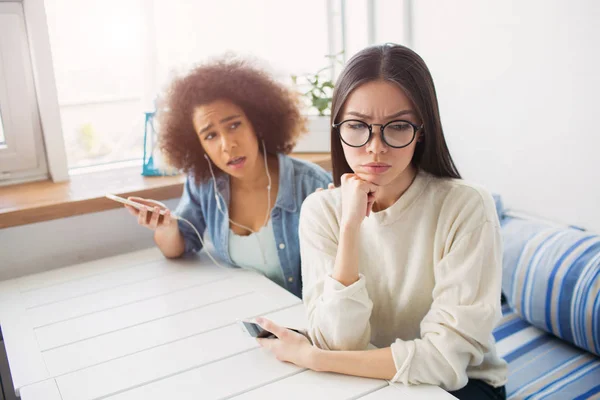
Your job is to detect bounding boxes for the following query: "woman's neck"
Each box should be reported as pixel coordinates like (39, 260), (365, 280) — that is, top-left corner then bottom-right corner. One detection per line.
(372, 165), (418, 212)
(230, 153), (277, 192)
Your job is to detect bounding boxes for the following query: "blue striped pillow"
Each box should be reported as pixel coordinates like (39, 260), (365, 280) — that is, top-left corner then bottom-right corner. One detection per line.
(501, 217), (600, 356)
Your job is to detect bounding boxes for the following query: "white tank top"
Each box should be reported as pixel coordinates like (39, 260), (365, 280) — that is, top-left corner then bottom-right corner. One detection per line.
(228, 219), (285, 288)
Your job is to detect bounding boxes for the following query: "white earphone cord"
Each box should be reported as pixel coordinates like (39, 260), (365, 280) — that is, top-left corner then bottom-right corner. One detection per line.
(177, 216), (231, 269)
(181, 140), (272, 268)
(144, 197), (227, 269)
(206, 140), (271, 233)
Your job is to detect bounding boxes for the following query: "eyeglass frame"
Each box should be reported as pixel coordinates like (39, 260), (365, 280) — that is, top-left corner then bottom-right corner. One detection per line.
(332, 119), (424, 149)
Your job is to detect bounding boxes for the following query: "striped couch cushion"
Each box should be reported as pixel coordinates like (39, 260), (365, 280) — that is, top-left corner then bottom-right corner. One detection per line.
(494, 304), (600, 399)
(501, 217), (600, 356)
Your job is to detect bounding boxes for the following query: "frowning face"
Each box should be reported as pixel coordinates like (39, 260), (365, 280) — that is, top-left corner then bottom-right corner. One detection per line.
(340, 79), (422, 187)
(192, 99), (261, 179)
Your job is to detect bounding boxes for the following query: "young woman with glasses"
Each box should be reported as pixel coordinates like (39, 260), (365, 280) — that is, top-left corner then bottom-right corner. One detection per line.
(256, 44), (508, 400)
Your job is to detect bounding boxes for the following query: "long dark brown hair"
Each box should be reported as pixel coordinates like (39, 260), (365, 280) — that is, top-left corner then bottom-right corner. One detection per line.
(330, 43), (461, 186)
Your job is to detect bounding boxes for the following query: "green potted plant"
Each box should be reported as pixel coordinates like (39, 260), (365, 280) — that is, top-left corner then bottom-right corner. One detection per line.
(291, 52), (344, 152)
(292, 67), (334, 116)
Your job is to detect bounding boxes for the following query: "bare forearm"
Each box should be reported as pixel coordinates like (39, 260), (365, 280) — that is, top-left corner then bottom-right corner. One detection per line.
(312, 347), (396, 380)
(332, 225), (361, 286)
(154, 225), (185, 258)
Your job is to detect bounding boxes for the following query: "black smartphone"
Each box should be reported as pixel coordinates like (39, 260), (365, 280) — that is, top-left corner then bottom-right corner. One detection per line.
(238, 320), (302, 339)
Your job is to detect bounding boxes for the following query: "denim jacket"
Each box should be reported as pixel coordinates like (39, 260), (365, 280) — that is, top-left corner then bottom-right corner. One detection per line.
(175, 153), (332, 298)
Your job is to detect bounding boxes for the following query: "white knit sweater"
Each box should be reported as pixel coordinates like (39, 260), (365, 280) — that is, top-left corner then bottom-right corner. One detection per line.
(299, 171), (508, 391)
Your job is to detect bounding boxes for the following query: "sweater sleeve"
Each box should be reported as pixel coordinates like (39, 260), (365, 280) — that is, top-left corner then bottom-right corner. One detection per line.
(390, 219), (503, 391)
(299, 192), (373, 351)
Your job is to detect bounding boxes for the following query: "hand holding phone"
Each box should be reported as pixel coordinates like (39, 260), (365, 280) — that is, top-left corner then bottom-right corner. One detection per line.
(238, 320), (302, 339)
(106, 194), (177, 231)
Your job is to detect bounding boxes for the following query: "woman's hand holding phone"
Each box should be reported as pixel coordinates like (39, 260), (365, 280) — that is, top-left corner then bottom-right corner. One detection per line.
(254, 318), (317, 369)
(124, 196), (185, 258)
(125, 197), (176, 233)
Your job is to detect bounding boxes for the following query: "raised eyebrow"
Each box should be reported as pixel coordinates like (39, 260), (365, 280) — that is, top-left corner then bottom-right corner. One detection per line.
(199, 114), (241, 134)
(199, 123), (214, 134)
(219, 114), (241, 124)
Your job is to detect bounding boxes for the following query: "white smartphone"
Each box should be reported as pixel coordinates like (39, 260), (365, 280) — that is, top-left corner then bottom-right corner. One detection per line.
(105, 194), (168, 216)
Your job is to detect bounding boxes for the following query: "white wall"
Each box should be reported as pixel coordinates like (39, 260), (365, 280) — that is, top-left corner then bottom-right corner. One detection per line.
(0, 199), (178, 280)
(3, 0), (600, 282)
(411, 0), (600, 232)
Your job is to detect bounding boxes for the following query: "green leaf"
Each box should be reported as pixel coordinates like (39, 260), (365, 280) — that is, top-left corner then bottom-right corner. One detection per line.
(297, 54), (338, 116)
(314, 97), (329, 110)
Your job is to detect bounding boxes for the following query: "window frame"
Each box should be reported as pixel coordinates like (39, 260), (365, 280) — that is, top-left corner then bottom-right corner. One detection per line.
(22, 0), (69, 183)
(2, 0), (391, 185)
(0, 1), (50, 184)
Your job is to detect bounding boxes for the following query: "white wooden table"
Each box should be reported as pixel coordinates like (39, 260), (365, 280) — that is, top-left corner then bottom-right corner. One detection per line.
(0, 248), (454, 399)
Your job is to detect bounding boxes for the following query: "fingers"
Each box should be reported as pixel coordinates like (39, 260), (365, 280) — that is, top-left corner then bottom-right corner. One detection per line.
(128, 196), (171, 230)
(256, 318), (288, 339)
(340, 173), (354, 184)
(138, 206), (148, 226)
(360, 180), (379, 194)
(342, 174), (378, 195)
(367, 191), (376, 202)
(163, 210), (172, 226)
(316, 183), (336, 193)
(138, 207), (171, 230)
(366, 200), (375, 217)
(149, 206), (160, 229)
(256, 337), (286, 362)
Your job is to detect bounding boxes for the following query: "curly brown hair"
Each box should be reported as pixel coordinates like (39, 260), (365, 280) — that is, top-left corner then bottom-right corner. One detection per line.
(158, 56), (307, 183)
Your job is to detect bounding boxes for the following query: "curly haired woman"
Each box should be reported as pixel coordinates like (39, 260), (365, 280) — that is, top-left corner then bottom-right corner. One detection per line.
(125, 57), (332, 298)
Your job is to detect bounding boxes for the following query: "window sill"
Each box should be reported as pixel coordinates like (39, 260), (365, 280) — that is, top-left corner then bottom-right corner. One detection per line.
(0, 152), (332, 229)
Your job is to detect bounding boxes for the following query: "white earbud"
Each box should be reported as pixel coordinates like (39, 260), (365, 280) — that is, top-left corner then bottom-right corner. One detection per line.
(261, 139), (272, 193)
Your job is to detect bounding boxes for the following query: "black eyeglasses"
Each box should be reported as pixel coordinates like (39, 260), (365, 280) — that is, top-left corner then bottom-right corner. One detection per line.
(332, 119), (423, 148)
